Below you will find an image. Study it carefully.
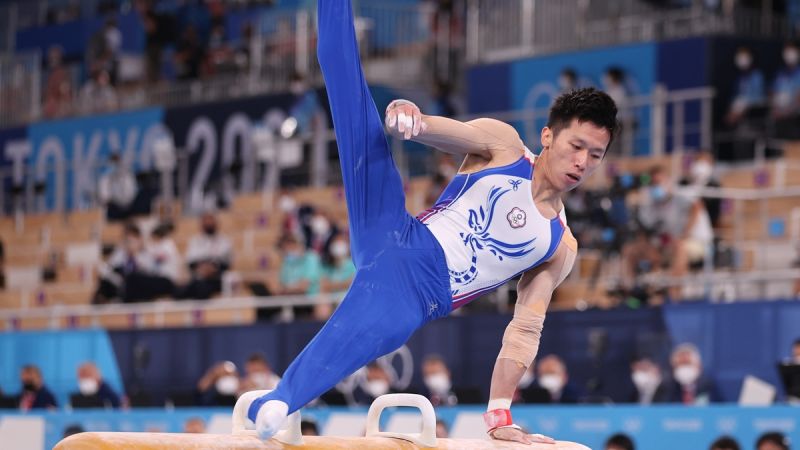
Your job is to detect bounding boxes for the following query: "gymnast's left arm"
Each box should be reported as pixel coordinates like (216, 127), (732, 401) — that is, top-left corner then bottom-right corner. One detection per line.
(485, 237), (577, 445)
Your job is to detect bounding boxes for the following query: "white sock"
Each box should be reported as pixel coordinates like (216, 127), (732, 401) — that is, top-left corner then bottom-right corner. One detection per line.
(255, 400), (289, 441)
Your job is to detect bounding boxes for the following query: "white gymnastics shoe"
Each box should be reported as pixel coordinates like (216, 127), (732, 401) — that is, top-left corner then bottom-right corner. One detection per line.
(255, 399), (289, 441)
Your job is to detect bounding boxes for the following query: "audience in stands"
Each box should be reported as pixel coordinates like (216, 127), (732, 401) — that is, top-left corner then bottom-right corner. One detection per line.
(42, 46), (73, 119)
(534, 355), (583, 404)
(320, 234), (355, 296)
(148, 222), (183, 285)
(182, 212), (233, 299)
(18, 365), (57, 411)
(771, 41), (800, 140)
(175, 26), (206, 81)
(726, 46), (766, 127)
(300, 419), (319, 436)
(278, 233), (322, 297)
(628, 356), (669, 405)
(604, 433), (636, 450)
(666, 343), (719, 405)
(108, 223), (174, 302)
(197, 361), (240, 407)
(70, 362), (122, 409)
(353, 363), (396, 406)
(420, 354), (458, 407)
(756, 432), (790, 450)
(710, 435), (741, 450)
(183, 417), (206, 434)
(79, 69), (118, 114)
(238, 353), (281, 394)
(98, 152), (138, 222)
(513, 364), (550, 404)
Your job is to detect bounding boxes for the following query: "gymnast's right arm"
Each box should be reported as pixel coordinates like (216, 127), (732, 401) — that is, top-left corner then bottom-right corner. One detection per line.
(384, 99), (524, 159)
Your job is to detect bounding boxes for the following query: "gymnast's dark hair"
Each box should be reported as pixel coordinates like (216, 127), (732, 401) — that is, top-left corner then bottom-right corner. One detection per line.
(547, 87), (619, 149)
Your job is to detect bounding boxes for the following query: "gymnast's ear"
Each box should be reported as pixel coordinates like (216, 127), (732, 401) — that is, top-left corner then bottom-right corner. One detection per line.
(540, 127), (553, 150)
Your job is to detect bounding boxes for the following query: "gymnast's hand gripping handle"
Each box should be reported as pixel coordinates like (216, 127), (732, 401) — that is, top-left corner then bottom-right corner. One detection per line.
(232, 390), (303, 445)
(365, 393), (438, 448)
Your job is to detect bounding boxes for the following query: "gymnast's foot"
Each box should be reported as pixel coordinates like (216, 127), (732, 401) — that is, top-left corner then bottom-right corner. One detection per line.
(255, 399), (289, 441)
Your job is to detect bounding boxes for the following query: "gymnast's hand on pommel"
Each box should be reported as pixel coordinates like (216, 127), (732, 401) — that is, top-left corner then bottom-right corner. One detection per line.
(489, 426), (556, 446)
(385, 99), (428, 140)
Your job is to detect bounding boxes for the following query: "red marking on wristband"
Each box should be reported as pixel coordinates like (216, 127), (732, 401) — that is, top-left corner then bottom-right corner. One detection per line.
(483, 409), (513, 431)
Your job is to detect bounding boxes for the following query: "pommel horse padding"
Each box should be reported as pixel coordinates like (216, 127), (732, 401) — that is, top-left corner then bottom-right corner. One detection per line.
(54, 392), (591, 450)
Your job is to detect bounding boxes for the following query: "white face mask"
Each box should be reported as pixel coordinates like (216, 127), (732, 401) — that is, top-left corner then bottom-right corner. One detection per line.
(518, 370), (535, 389)
(690, 161), (713, 185)
(673, 364), (700, 386)
(735, 53), (752, 70)
(250, 372), (271, 389)
(278, 195), (296, 213)
(784, 48), (799, 67)
(424, 373), (451, 395)
(215, 376), (240, 395)
(78, 378), (99, 396)
(539, 374), (564, 395)
(310, 216), (330, 236)
(366, 380), (390, 398)
(632, 370), (660, 393)
(330, 241), (349, 259)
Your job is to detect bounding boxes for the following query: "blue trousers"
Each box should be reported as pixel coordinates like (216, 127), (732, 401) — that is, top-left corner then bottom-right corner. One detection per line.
(248, 0), (452, 420)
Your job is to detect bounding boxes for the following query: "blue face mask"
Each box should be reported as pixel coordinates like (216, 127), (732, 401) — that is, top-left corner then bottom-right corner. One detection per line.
(650, 185), (666, 201)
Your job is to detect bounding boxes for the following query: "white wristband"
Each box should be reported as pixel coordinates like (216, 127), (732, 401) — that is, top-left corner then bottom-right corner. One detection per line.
(487, 398), (512, 411)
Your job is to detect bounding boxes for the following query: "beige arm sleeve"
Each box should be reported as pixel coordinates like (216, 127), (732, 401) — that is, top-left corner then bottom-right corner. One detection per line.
(412, 116), (524, 158)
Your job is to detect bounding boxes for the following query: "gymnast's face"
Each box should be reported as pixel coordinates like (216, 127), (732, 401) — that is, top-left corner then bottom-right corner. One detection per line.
(539, 119), (610, 192)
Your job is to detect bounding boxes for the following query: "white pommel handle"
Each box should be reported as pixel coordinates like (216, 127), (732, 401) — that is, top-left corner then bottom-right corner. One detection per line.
(231, 390), (303, 446)
(365, 393), (438, 448)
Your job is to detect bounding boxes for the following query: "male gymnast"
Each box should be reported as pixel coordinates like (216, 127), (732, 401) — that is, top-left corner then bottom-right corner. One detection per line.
(248, 0), (619, 444)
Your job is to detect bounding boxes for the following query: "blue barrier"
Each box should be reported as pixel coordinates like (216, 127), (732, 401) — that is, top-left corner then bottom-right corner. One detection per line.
(4, 405), (798, 450)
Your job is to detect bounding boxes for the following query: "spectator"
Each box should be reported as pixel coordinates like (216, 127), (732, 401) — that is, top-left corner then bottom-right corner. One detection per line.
(175, 25), (205, 81)
(183, 417), (205, 434)
(286, 72), (324, 138)
(300, 419), (319, 436)
(514, 363), (550, 404)
(620, 228), (662, 303)
(421, 354), (457, 407)
(435, 419), (449, 439)
(771, 41), (800, 139)
(353, 363), (395, 406)
(756, 432), (790, 450)
(278, 233), (322, 296)
(93, 243), (124, 304)
(148, 222), (182, 284)
(239, 353), (281, 393)
(140, 8), (165, 84)
(667, 343), (719, 405)
(605, 433), (635, 450)
(628, 357), (669, 404)
(182, 212), (232, 299)
(603, 66), (634, 153)
(206, 24), (236, 76)
(70, 362), (121, 408)
(197, 361), (240, 406)
(710, 435), (741, 450)
(535, 355), (582, 404)
(320, 235), (355, 295)
(18, 365), (57, 411)
(726, 46), (766, 124)
(79, 69), (118, 114)
(98, 152), (138, 221)
(42, 46), (73, 118)
(109, 223), (174, 302)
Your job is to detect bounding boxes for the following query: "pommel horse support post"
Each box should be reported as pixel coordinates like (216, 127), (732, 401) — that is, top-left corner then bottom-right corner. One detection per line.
(55, 391), (591, 449)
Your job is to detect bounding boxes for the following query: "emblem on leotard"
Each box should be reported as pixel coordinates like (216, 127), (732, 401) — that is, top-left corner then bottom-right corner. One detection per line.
(508, 179), (523, 191)
(507, 207), (526, 229)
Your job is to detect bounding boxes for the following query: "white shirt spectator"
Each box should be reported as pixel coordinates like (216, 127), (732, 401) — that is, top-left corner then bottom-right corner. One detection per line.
(185, 233), (232, 267)
(98, 166), (137, 208)
(149, 238), (182, 282)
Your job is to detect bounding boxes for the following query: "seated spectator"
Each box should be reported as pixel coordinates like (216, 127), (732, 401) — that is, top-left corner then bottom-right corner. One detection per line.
(239, 353), (281, 393)
(278, 234), (322, 297)
(183, 417), (205, 434)
(605, 433), (635, 450)
(42, 46), (73, 118)
(317, 234), (356, 319)
(421, 354), (457, 407)
(756, 432), (790, 450)
(771, 41), (800, 140)
(197, 361), (240, 407)
(70, 362), (121, 409)
(515, 363), (551, 404)
(435, 419), (449, 438)
(18, 365), (57, 411)
(148, 222), (182, 284)
(93, 243), (124, 304)
(109, 223), (174, 302)
(666, 343), (719, 405)
(710, 435), (741, 450)
(628, 356), (669, 405)
(98, 152), (138, 222)
(175, 25), (204, 81)
(79, 69), (118, 114)
(620, 228), (662, 304)
(534, 355), (583, 404)
(353, 363), (396, 406)
(181, 212), (232, 299)
(300, 419), (319, 436)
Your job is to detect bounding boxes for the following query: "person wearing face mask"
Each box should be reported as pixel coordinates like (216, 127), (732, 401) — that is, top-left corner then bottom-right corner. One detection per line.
(666, 343), (719, 405)
(70, 362), (121, 409)
(420, 355), (458, 407)
(626, 357), (668, 405)
(98, 151), (138, 221)
(181, 212), (232, 299)
(514, 363), (550, 404)
(771, 41), (800, 139)
(725, 46), (766, 127)
(239, 353), (281, 394)
(197, 361), (240, 407)
(17, 365), (57, 411)
(533, 355), (582, 404)
(353, 363), (396, 406)
(107, 223), (167, 302)
(316, 234), (357, 320)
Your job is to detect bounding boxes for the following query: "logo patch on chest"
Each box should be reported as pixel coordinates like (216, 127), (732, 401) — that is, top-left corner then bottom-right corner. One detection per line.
(507, 207), (526, 229)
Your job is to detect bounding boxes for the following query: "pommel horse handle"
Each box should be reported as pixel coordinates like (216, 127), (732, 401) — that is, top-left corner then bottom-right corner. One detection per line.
(232, 390), (303, 446)
(366, 393), (438, 448)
